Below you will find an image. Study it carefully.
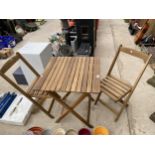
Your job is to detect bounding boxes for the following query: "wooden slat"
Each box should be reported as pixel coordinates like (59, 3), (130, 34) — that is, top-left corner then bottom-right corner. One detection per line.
(86, 57), (94, 92)
(81, 58), (89, 92)
(101, 80), (124, 95)
(61, 58), (75, 91)
(101, 83), (121, 98)
(42, 58), (62, 91)
(103, 78), (128, 93)
(32, 58), (56, 90)
(38, 57), (101, 93)
(71, 57), (83, 91)
(66, 58), (79, 91)
(32, 91), (49, 98)
(76, 57), (86, 92)
(46, 58), (64, 90)
(49, 57), (68, 91)
(111, 75), (131, 88)
(92, 57), (100, 92)
(34, 90), (38, 96)
(27, 77), (40, 94)
(0, 54), (19, 73)
(56, 57), (72, 91)
(41, 58), (59, 91)
(120, 47), (149, 62)
(101, 81), (131, 102)
(101, 86), (119, 101)
(42, 91), (48, 96)
(108, 75), (131, 90)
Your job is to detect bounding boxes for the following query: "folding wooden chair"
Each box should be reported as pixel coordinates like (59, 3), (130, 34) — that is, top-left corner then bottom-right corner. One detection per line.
(0, 52), (55, 120)
(94, 44), (152, 121)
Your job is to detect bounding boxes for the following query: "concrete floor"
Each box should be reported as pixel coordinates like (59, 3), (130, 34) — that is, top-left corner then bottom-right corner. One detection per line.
(0, 19), (155, 134)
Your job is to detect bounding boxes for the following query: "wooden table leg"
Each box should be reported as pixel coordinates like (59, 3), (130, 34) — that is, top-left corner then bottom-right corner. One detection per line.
(87, 96), (91, 123)
(48, 98), (55, 113)
(56, 93), (88, 122)
(61, 93), (94, 116)
(89, 94), (95, 101)
(50, 92), (93, 128)
(62, 92), (71, 100)
(61, 92), (71, 115)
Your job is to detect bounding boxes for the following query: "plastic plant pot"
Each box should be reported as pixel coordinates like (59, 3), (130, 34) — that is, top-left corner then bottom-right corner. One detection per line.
(78, 128), (91, 135)
(66, 129), (77, 135)
(53, 128), (66, 135)
(92, 126), (109, 135)
(27, 127), (44, 135)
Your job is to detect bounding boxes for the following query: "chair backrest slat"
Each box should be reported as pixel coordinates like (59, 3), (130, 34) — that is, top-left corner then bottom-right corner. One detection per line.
(107, 44), (152, 87)
(120, 47), (149, 62)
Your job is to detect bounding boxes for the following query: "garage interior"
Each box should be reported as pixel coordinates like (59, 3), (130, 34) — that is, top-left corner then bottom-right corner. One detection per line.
(0, 19), (155, 135)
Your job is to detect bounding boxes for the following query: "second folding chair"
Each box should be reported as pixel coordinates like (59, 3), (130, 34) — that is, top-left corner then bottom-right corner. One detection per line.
(95, 44), (152, 121)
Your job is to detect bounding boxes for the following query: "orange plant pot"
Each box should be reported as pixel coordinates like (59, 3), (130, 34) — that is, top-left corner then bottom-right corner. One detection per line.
(92, 126), (109, 135)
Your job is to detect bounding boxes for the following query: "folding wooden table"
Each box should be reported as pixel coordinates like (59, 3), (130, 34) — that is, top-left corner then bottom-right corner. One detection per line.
(29, 57), (100, 127)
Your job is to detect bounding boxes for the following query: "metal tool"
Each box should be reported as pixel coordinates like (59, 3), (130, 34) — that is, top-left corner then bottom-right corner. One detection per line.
(9, 97), (23, 116)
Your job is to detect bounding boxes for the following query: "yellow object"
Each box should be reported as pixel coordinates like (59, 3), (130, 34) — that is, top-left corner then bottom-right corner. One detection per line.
(92, 126), (109, 135)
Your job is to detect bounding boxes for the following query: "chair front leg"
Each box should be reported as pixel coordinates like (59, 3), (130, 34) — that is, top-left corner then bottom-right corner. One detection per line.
(115, 101), (128, 122)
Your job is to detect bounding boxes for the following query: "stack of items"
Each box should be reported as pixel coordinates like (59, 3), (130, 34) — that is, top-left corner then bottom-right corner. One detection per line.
(77, 126), (109, 135)
(128, 20), (142, 35)
(0, 36), (16, 50)
(0, 92), (33, 125)
(35, 19), (46, 26)
(24, 126), (110, 135)
(0, 92), (17, 118)
(75, 43), (91, 56)
(140, 35), (155, 46)
(49, 33), (68, 56)
(0, 48), (14, 59)
(16, 20), (38, 32)
(0, 35), (15, 59)
(141, 45), (155, 63)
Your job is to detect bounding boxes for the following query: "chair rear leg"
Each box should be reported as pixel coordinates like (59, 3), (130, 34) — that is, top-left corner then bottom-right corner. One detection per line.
(94, 92), (102, 105)
(120, 99), (129, 107)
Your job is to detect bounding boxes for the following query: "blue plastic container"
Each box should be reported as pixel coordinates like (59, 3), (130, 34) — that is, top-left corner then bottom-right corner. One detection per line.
(0, 36), (16, 50)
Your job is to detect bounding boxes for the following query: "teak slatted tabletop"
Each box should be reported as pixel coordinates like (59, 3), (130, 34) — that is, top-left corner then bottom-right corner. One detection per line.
(30, 57), (100, 94)
(30, 57), (100, 127)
